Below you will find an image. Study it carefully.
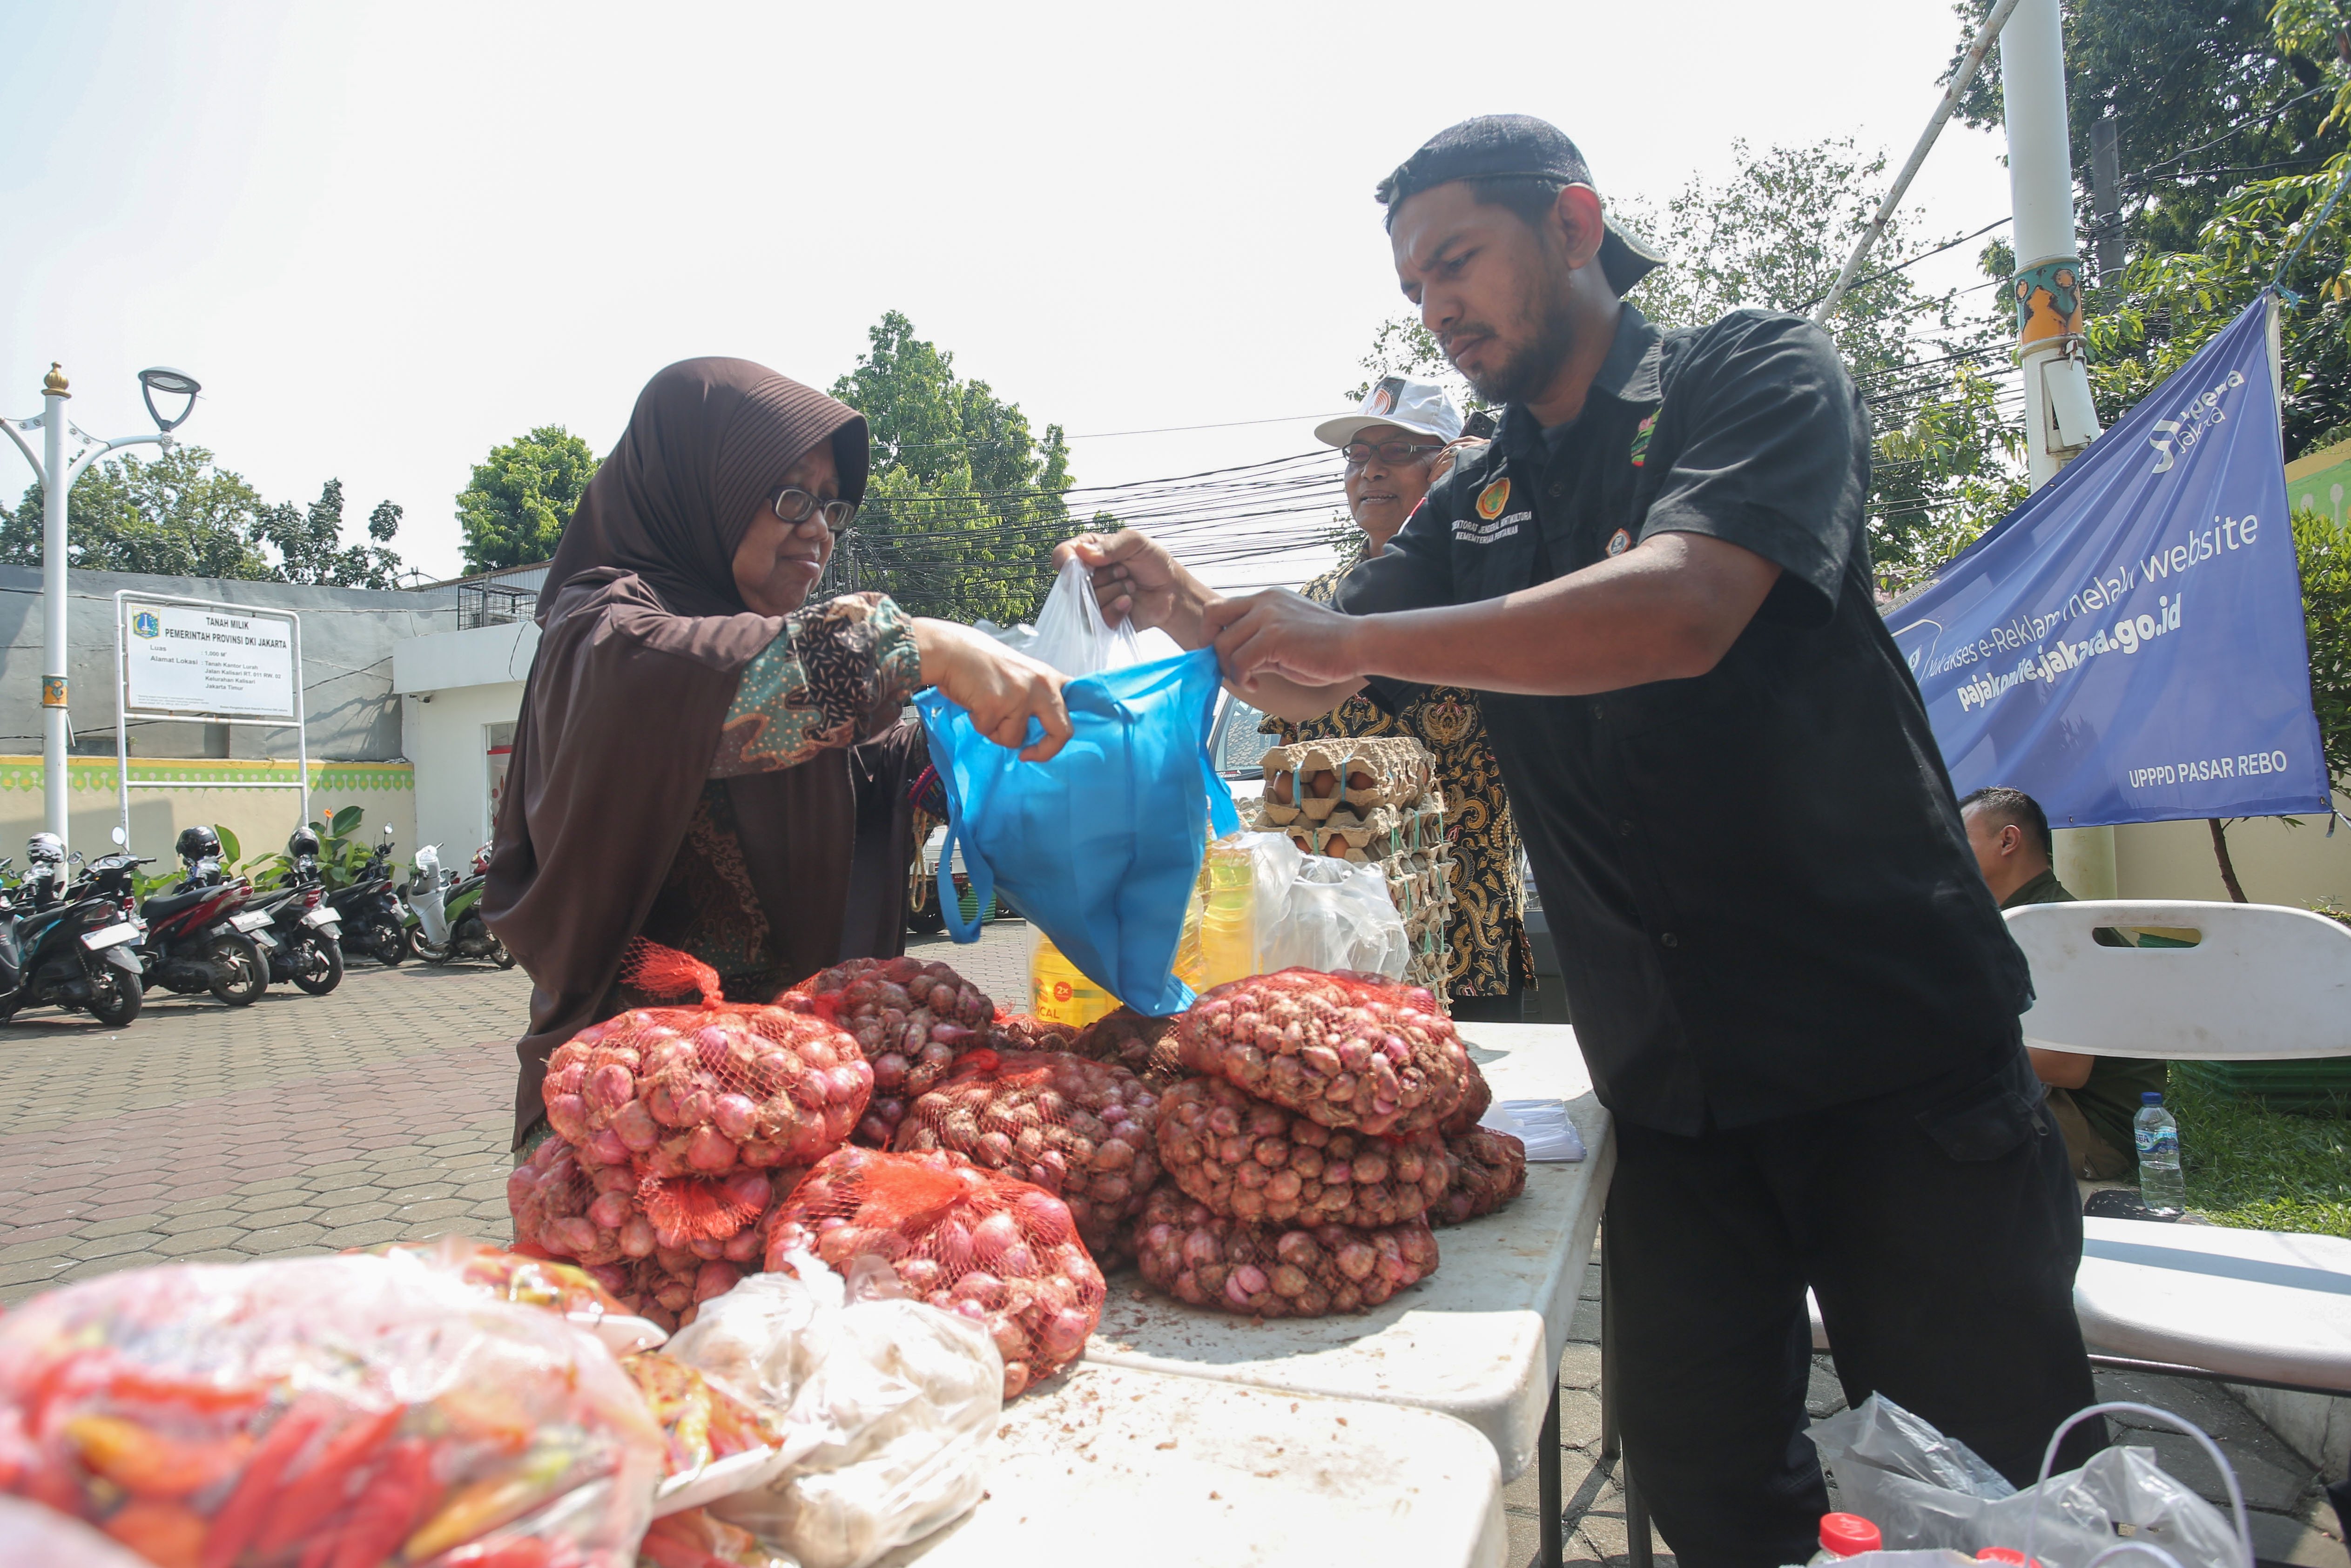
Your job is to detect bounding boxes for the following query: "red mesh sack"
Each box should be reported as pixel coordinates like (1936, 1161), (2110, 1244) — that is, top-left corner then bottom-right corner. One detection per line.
(783, 957), (994, 1106)
(760, 1146), (1102, 1399)
(1433, 1127), (1527, 1225)
(986, 1011), (1081, 1052)
(1068, 1005), (1184, 1088)
(1173, 969), (1471, 1136)
(890, 1049), (1161, 1256)
(1129, 1186), (1440, 1318)
(541, 943), (867, 1238)
(1154, 1077), (1449, 1228)
(1440, 1056), (1494, 1137)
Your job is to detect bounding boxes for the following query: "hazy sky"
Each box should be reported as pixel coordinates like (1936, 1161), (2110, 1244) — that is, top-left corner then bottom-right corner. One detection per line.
(1, 1), (2018, 586)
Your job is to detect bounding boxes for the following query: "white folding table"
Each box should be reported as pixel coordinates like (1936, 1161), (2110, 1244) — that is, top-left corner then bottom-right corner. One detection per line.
(1082, 1022), (1613, 1568)
(881, 1362), (1507, 1567)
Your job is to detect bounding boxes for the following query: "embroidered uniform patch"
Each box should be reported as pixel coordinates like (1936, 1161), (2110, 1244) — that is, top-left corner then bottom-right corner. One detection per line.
(1476, 478), (1510, 520)
(1606, 528), (1633, 557)
(1630, 412), (1657, 467)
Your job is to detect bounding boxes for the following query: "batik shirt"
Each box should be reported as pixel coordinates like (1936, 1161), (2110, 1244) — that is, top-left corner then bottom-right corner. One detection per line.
(1263, 565), (1534, 1000)
(636, 593), (921, 998)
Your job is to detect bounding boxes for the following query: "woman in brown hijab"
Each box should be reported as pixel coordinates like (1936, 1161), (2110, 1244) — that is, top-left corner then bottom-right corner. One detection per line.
(485, 357), (1068, 1151)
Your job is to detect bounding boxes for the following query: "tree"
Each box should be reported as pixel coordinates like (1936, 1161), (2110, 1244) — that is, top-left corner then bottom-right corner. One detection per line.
(457, 426), (599, 573)
(5, 445), (407, 586)
(253, 480), (407, 589)
(827, 312), (1079, 624)
(2297, 503), (2351, 799)
(5, 445), (275, 578)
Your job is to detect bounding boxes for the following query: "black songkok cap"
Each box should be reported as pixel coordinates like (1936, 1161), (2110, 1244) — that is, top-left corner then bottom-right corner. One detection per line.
(1377, 114), (1665, 296)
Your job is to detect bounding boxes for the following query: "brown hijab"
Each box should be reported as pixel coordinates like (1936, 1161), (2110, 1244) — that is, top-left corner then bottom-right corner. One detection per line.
(483, 358), (878, 1145)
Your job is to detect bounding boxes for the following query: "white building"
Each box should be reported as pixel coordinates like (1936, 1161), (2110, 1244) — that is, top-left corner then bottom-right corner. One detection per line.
(392, 566), (541, 860)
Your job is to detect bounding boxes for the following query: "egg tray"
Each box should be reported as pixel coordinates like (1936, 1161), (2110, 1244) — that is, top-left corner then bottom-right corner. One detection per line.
(1257, 736), (1435, 823)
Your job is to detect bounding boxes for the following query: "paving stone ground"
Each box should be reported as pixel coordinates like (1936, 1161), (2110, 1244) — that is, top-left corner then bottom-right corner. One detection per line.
(4, 919), (2344, 1564)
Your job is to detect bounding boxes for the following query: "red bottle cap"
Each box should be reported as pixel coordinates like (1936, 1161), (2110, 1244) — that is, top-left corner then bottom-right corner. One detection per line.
(1977, 1553), (2042, 1567)
(1818, 1513), (1882, 1555)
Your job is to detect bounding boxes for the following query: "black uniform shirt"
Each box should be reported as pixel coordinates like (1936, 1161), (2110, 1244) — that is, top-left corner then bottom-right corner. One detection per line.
(1334, 305), (2031, 1134)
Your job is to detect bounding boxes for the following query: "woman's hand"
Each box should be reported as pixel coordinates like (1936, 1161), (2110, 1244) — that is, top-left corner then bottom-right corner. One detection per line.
(1051, 530), (1216, 648)
(913, 619), (1074, 761)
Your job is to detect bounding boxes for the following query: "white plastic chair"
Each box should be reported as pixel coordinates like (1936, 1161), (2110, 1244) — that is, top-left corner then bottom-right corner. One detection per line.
(1809, 900), (2351, 1398)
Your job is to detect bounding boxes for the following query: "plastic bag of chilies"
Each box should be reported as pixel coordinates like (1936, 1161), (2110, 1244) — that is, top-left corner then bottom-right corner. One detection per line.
(0, 1253), (662, 1568)
(918, 560), (1239, 1017)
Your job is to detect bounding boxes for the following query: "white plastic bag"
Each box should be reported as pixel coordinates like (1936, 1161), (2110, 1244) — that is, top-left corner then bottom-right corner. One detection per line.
(1028, 557), (1143, 677)
(1482, 1098), (1588, 1162)
(1257, 855), (1411, 977)
(679, 1254), (1004, 1568)
(0, 1496), (156, 1568)
(1807, 1396), (2248, 1568)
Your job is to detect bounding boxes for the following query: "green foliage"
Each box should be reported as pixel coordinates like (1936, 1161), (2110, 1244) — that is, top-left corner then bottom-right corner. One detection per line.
(215, 825), (242, 865)
(3, 446), (272, 578)
(827, 312), (1079, 625)
(239, 804), (376, 892)
(3, 444), (407, 587)
(457, 426), (599, 573)
(252, 480), (405, 589)
(2171, 1069), (2351, 1236)
(2294, 504), (2351, 794)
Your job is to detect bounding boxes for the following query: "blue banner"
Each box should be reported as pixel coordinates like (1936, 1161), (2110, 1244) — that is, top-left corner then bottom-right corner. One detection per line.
(1888, 298), (2331, 827)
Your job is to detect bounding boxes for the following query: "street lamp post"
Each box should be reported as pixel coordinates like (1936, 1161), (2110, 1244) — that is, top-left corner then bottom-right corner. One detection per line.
(0, 363), (200, 848)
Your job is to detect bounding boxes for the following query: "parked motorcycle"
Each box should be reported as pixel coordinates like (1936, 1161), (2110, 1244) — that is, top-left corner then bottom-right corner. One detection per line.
(135, 825), (271, 1007)
(404, 843), (514, 967)
(246, 828), (344, 995)
(0, 832), (145, 1026)
(327, 824), (406, 967)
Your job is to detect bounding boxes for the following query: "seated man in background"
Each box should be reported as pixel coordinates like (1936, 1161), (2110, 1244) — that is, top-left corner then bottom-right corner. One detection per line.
(1960, 785), (2164, 1181)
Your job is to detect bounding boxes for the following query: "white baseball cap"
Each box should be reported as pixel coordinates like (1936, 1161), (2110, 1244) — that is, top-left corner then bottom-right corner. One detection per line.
(1314, 375), (1464, 449)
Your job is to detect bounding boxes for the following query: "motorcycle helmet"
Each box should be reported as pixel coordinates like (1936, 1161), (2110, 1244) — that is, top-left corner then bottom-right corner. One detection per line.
(175, 825), (222, 864)
(24, 832), (63, 866)
(287, 828), (322, 858)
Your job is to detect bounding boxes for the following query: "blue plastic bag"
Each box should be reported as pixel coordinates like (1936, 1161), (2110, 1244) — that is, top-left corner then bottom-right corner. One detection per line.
(917, 647), (1240, 1016)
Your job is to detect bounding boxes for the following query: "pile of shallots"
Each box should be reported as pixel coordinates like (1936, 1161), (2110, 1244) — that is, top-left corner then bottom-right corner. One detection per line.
(511, 942), (876, 1329)
(1130, 967), (1525, 1317)
(782, 957), (996, 1147)
(893, 1049), (1162, 1258)
(763, 1145), (1105, 1399)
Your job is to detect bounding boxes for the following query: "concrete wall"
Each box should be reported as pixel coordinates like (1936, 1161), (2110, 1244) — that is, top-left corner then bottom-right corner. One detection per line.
(0, 565), (459, 764)
(0, 755), (413, 867)
(2112, 792), (2351, 908)
(393, 619), (537, 861)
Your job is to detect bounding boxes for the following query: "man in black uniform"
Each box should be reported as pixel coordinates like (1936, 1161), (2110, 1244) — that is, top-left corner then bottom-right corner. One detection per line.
(1067, 116), (2098, 1563)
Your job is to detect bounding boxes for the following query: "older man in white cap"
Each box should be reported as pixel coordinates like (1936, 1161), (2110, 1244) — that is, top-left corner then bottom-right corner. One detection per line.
(1257, 374), (1534, 1022)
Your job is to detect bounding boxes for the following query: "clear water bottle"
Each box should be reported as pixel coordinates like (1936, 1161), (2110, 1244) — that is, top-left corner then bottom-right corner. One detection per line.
(2134, 1091), (2186, 1217)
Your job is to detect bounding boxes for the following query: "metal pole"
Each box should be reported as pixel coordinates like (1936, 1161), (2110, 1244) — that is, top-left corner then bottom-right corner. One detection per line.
(40, 365), (70, 846)
(2001, 0), (2104, 492)
(1813, 0), (2023, 325)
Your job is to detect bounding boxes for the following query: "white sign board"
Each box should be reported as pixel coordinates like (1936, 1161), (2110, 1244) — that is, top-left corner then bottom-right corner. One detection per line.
(122, 600), (297, 718)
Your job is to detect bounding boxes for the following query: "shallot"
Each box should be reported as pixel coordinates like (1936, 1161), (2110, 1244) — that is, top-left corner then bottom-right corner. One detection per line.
(1067, 1005), (1184, 1088)
(1129, 1187), (1439, 1318)
(1432, 1127), (1527, 1225)
(762, 1145), (1103, 1399)
(1155, 1077), (1448, 1228)
(781, 957), (995, 1119)
(892, 1049), (1163, 1258)
(1172, 968), (1471, 1135)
